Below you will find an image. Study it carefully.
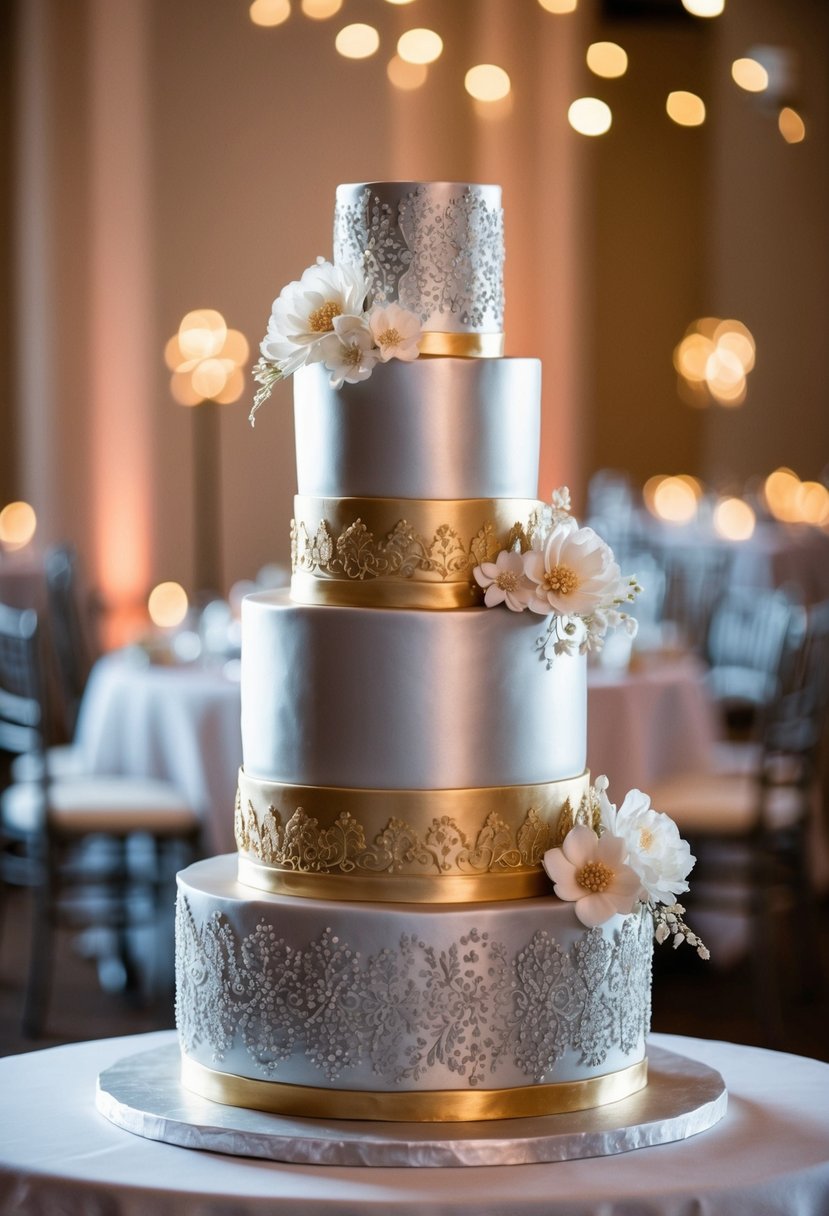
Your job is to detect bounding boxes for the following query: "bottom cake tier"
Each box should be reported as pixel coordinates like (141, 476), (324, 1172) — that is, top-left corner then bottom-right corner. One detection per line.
(175, 856), (653, 1122)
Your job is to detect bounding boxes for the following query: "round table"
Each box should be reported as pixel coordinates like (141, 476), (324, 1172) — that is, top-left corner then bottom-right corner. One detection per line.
(74, 651), (243, 853)
(1, 1030), (827, 1215)
(587, 656), (717, 798)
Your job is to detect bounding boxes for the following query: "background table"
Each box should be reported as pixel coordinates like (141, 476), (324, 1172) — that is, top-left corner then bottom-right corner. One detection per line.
(75, 651), (242, 853)
(587, 656), (717, 797)
(1, 1030), (827, 1215)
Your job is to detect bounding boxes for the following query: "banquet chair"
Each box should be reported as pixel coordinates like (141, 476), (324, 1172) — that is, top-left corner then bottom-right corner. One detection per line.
(659, 543), (734, 654)
(0, 603), (202, 1037)
(649, 599), (829, 1043)
(703, 586), (802, 751)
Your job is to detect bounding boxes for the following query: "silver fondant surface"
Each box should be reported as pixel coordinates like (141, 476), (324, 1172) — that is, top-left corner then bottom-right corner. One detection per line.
(240, 591), (586, 789)
(293, 359), (541, 499)
(175, 856), (651, 1092)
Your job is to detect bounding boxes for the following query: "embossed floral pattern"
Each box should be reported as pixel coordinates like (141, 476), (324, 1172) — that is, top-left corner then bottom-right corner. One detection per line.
(176, 897), (652, 1087)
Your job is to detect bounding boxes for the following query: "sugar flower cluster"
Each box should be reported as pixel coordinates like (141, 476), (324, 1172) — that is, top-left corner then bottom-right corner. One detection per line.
(473, 487), (641, 662)
(543, 777), (708, 958)
(250, 258), (422, 423)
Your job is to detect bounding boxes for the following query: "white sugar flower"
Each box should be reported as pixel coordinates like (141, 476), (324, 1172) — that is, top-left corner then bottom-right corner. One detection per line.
(260, 257), (369, 374)
(368, 302), (422, 362)
(473, 550), (533, 612)
(317, 314), (379, 389)
(523, 523), (624, 618)
(542, 825), (642, 928)
(600, 786), (695, 906)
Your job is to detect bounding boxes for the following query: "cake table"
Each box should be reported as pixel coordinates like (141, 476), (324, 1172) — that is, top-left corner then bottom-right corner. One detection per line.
(1, 1030), (828, 1215)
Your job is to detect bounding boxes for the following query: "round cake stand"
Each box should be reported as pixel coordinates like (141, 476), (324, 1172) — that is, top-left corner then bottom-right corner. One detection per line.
(96, 1043), (726, 1168)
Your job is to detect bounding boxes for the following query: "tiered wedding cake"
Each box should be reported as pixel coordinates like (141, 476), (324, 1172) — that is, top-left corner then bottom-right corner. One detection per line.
(174, 182), (702, 1124)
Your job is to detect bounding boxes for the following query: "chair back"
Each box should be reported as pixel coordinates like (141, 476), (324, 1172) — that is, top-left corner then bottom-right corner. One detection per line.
(44, 544), (93, 736)
(660, 544), (734, 653)
(763, 599), (829, 771)
(705, 587), (797, 711)
(0, 604), (45, 761)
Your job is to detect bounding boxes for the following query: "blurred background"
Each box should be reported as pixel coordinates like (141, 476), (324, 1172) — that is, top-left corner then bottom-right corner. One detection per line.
(0, 0), (828, 1058)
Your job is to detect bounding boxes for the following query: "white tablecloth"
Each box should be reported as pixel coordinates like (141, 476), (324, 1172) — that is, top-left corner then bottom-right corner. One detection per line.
(588, 657), (717, 798)
(0, 1030), (827, 1215)
(74, 651), (242, 853)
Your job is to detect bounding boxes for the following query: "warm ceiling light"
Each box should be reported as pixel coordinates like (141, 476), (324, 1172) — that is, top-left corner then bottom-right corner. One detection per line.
(586, 42), (628, 79)
(301, 0), (342, 16)
(796, 481), (829, 527)
(335, 23), (379, 58)
(764, 468), (801, 522)
(387, 54), (428, 90)
(397, 28), (443, 65)
(567, 97), (612, 137)
(731, 57), (768, 92)
(779, 106), (806, 144)
(652, 477), (698, 524)
(713, 320), (755, 373)
(148, 582), (189, 629)
(385, 0), (417, 4)
(465, 64), (511, 103)
(666, 91), (705, 126)
(674, 332), (713, 382)
(179, 310), (227, 361)
(0, 501), (37, 550)
(538, 0), (577, 11)
(681, 0), (724, 16)
(713, 497), (755, 542)
(249, 0), (291, 28)
(169, 372), (203, 407)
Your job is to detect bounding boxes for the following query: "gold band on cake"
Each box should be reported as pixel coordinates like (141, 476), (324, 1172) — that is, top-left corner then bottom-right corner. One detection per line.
(418, 331), (505, 358)
(235, 770), (592, 902)
(181, 1055), (648, 1123)
(291, 494), (542, 610)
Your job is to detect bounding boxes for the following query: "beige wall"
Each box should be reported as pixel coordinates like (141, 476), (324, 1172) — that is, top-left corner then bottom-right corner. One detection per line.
(5, 0), (827, 634)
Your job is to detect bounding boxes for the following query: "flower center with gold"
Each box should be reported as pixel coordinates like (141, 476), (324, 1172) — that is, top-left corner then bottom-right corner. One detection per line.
(639, 827), (654, 853)
(544, 564), (579, 596)
(377, 327), (401, 348)
(496, 570), (520, 592)
(342, 344), (363, 367)
(576, 860), (614, 893)
(308, 301), (342, 333)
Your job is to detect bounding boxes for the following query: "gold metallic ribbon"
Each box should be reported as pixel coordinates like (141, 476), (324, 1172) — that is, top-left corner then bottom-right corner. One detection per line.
(181, 1054), (648, 1122)
(291, 494), (541, 610)
(235, 771), (590, 903)
(238, 856), (551, 902)
(418, 331), (505, 358)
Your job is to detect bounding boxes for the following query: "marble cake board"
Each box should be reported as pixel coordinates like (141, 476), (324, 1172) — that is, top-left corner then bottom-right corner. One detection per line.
(96, 1042), (727, 1169)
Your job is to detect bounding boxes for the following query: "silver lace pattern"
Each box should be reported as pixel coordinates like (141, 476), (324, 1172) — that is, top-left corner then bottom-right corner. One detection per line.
(176, 896), (652, 1088)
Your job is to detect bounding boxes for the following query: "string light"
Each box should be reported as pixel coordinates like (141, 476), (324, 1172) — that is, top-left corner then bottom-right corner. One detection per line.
(148, 582), (189, 629)
(335, 23), (379, 59)
(666, 91), (706, 126)
(586, 42), (628, 80)
(249, 0), (290, 27)
(397, 28), (443, 65)
(568, 98), (612, 136)
(0, 501), (37, 551)
(465, 64), (511, 103)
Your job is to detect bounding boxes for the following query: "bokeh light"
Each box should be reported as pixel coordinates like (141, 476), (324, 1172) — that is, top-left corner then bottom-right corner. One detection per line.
(666, 91), (706, 126)
(647, 476), (700, 524)
(148, 581), (189, 629)
(674, 318), (755, 408)
(335, 23), (380, 58)
(731, 57), (769, 92)
(568, 97), (612, 136)
(763, 468), (801, 522)
(249, 0), (291, 27)
(0, 501), (37, 551)
(713, 497), (756, 541)
(779, 107), (806, 144)
(465, 65), (511, 103)
(681, 0), (724, 16)
(538, 0), (577, 11)
(166, 312), (247, 405)
(387, 55), (428, 90)
(797, 481), (829, 526)
(301, 0), (341, 16)
(586, 42), (628, 79)
(397, 28), (443, 65)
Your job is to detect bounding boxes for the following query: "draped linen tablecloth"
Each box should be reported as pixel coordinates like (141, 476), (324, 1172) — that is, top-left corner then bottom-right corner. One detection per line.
(588, 656), (718, 799)
(0, 1030), (828, 1215)
(74, 651), (243, 854)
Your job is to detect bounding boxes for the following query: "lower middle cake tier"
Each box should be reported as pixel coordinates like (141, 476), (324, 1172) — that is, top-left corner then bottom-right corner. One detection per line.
(176, 856), (653, 1121)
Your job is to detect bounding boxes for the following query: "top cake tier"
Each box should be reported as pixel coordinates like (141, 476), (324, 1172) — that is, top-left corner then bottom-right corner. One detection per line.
(334, 182), (504, 355)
